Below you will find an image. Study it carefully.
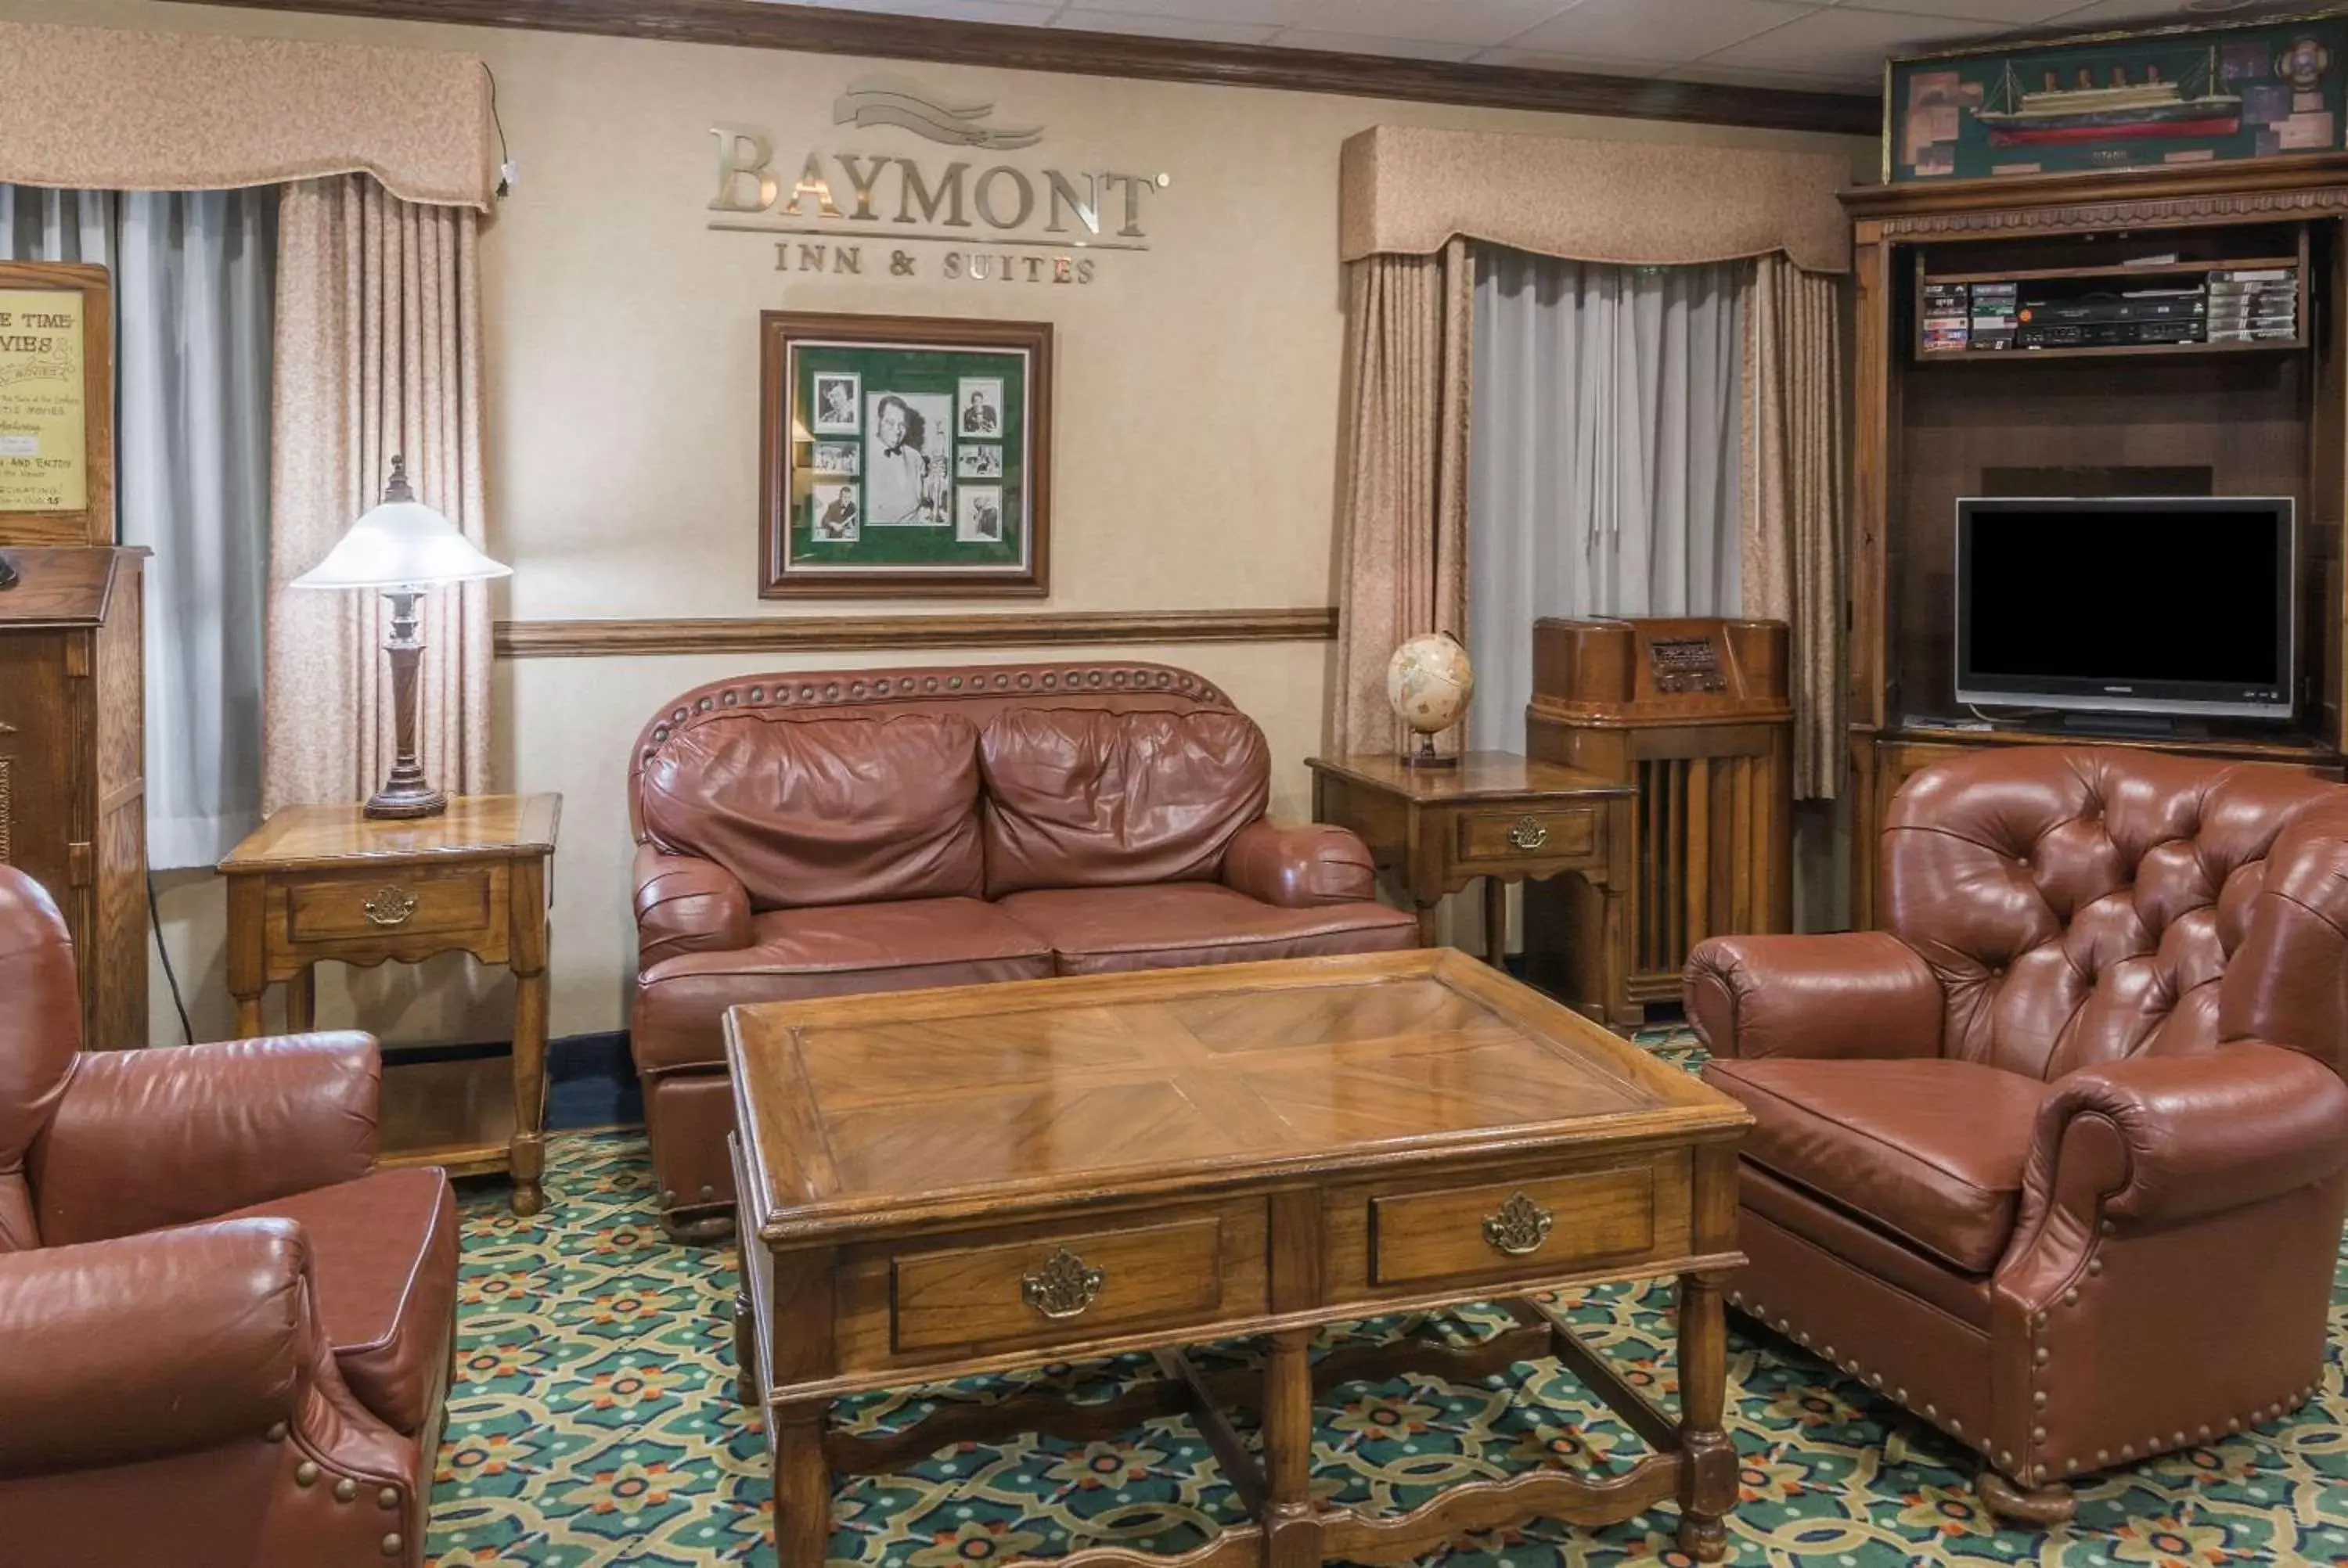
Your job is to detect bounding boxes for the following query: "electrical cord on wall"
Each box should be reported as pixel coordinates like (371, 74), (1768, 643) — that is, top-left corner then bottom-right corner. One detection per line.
(146, 874), (195, 1047)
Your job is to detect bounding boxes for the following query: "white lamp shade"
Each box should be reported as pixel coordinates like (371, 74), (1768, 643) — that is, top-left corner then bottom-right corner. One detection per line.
(291, 494), (511, 592)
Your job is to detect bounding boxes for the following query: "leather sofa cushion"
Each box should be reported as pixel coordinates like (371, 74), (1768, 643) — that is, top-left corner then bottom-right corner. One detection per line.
(980, 708), (1269, 897)
(631, 898), (1055, 1074)
(996, 883), (1419, 976)
(1702, 1056), (2048, 1274)
(218, 1166), (457, 1437)
(638, 713), (984, 910)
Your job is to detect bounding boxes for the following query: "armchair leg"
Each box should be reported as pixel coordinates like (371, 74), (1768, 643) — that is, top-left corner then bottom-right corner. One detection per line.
(1975, 1469), (2075, 1527)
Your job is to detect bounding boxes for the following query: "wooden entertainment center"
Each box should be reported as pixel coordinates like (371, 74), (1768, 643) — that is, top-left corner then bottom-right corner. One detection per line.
(1844, 156), (2348, 924)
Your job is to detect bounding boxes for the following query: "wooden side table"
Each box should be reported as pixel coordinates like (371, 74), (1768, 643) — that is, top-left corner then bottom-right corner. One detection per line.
(1307, 752), (1635, 1023)
(218, 794), (562, 1215)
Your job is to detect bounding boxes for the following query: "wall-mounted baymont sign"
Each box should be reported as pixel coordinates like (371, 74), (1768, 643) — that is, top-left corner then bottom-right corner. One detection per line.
(708, 74), (1171, 286)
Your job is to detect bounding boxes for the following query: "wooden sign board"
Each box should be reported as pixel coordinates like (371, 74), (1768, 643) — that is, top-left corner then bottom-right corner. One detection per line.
(0, 261), (112, 547)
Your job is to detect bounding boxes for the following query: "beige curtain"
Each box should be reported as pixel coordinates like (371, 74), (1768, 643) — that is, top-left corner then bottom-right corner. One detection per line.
(264, 174), (491, 813)
(1742, 252), (1847, 800)
(1332, 236), (1474, 757)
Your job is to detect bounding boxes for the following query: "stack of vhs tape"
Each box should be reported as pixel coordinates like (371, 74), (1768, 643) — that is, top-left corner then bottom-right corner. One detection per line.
(1922, 280), (1970, 351)
(2207, 268), (2298, 343)
(1968, 281), (2018, 351)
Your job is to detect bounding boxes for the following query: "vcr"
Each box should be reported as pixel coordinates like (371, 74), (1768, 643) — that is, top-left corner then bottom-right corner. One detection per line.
(2018, 318), (2201, 348)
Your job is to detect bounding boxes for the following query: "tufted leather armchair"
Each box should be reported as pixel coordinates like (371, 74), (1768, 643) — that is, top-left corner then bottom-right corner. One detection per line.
(0, 866), (458, 1567)
(1684, 747), (2348, 1524)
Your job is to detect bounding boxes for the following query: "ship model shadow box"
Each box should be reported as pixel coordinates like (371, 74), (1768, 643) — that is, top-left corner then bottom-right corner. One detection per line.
(1889, 11), (2348, 184)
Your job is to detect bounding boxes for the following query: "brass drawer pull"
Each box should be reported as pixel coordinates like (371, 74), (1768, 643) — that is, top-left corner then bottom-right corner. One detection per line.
(1482, 1192), (1555, 1256)
(1507, 817), (1550, 852)
(1021, 1248), (1106, 1319)
(364, 886), (419, 927)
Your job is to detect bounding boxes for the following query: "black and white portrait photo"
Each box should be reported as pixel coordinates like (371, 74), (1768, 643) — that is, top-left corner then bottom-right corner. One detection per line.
(866, 391), (953, 525)
(809, 482), (860, 541)
(811, 442), (859, 476)
(956, 484), (1003, 543)
(811, 372), (861, 434)
(956, 444), (1003, 480)
(958, 377), (1003, 437)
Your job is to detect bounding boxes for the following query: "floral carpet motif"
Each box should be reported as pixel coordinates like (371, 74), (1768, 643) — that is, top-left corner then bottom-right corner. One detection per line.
(430, 1035), (2348, 1566)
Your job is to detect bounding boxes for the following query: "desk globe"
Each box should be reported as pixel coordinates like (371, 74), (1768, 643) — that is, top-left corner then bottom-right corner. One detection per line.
(1386, 631), (1475, 768)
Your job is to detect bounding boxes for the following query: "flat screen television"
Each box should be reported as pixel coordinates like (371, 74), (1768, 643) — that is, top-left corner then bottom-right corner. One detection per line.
(1954, 496), (2296, 721)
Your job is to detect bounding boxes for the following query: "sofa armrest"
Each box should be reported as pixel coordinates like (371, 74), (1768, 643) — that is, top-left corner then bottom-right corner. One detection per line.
(0, 1219), (312, 1474)
(634, 843), (754, 966)
(1684, 932), (1944, 1062)
(1221, 820), (1380, 908)
(2025, 1043), (2348, 1228)
(31, 1035), (379, 1246)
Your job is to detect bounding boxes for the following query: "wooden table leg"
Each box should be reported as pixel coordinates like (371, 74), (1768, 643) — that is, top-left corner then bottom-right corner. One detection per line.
(734, 1288), (761, 1408)
(1262, 1328), (1323, 1567)
(1414, 902), (1438, 948)
(510, 960), (549, 1217)
(1675, 1272), (1735, 1563)
(1483, 877), (1509, 969)
(226, 874), (265, 1040)
(284, 964), (316, 1033)
(776, 1401), (833, 1566)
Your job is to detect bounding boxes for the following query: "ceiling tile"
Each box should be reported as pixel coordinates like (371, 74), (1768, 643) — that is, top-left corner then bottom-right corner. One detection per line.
(1057, 9), (1284, 42)
(1061, 0), (1316, 23)
(1699, 5), (2005, 73)
(1837, 0), (2086, 23)
(1507, 0), (1819, 62)
(1268, 29), (1487, 60)
(1476, 46), (1678, 73)
(1285, 0), (1576, 47)
(2039, 0), (2213, 27)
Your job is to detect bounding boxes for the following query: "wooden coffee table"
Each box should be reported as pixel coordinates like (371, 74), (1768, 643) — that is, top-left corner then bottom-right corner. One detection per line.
(726, 948), (1752, 1564)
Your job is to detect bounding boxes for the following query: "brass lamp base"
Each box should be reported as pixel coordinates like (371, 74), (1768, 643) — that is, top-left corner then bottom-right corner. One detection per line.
(367, 585), (450, 820)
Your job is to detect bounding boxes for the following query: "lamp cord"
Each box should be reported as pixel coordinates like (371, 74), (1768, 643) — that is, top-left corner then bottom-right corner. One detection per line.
(146, 874), (196, 1048)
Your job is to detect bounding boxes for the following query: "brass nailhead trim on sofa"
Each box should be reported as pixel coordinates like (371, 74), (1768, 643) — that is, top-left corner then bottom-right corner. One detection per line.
(295, 1462), (319, 1487)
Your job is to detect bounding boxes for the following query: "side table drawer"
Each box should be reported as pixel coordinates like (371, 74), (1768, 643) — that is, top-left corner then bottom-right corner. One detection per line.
(1455, 807), (1599, 868)
(1370, 1164), (1657, 1289)
(285, 863), (503, 945)
(884, 1201), (1265, 1359)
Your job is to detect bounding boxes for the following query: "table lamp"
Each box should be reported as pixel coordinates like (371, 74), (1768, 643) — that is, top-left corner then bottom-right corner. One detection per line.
(291, 455), (510, 819)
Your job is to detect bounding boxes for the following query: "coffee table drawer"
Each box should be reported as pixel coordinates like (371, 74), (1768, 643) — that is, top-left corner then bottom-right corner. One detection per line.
(1370, 1165), (1657, 1289)
(889, 1204), (1260, 1358)
(284, 864), (502, 945)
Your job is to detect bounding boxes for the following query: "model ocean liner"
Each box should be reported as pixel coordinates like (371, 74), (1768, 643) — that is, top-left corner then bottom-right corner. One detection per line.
(1975, 49), (2241, 146)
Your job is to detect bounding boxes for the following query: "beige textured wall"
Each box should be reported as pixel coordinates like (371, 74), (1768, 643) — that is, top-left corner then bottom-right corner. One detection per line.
(3, 0), (1867, 1045)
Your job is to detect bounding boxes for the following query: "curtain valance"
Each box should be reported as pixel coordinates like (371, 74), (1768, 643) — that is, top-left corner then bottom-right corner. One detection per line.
(0, 21), (496, 212)
(1340, 126), (1852, 275)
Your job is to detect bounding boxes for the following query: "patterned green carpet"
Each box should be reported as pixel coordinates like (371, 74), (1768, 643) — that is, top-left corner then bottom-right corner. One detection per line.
(428, 1041), (2348, 1566)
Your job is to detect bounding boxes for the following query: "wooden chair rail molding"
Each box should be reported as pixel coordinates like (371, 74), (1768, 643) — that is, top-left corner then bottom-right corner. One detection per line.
(174, 0), (1877, 136)
(492, 606), (1338, 658)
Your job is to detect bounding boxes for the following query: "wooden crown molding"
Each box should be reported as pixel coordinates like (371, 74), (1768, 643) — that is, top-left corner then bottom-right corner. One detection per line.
(495, 606), (1338, 659)
(174, 0), (1878, 136)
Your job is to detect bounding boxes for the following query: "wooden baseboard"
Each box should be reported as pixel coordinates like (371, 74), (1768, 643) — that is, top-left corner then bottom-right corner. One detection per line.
(494, 606), (1338, 659)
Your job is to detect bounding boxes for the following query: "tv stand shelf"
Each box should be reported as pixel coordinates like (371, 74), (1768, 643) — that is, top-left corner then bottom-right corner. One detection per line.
(1844, 159), (2348, 928)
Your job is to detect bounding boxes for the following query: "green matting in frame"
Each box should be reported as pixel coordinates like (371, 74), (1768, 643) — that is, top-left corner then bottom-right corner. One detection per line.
(759, 311), (1053, 599)
(1889, 12), (2348, 184)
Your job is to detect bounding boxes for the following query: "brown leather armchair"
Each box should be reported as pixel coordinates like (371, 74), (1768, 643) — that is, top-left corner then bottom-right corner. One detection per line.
(0, 866), (457, 1568)
(1686, 747), (2348, 1525)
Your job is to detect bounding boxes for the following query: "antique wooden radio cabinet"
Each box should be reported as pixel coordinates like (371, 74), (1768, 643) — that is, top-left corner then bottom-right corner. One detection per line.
(1523, 616), (1792, 1025)
(0, 547), (148, 1048)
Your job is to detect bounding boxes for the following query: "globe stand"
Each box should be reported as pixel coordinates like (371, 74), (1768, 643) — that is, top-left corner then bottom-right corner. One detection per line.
(1399, 731), (1459, 769)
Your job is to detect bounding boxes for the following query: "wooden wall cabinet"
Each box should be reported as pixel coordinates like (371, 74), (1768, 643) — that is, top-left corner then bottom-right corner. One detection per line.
(0, 547), (147, 1048)
(1842, 157), (2348, 923)
(1522, 616), (1792, 1024)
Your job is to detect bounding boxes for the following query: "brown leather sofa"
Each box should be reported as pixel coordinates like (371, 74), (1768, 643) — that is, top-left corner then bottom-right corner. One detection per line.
(1686, 747), (2348, 1524)
(0, 866), (456, 1568)
(628, 659), (1421, 1239)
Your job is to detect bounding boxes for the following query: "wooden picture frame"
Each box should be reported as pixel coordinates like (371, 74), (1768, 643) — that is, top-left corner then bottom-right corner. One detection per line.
(759, 311), (1053, 599)
(0, 261), (112, 547)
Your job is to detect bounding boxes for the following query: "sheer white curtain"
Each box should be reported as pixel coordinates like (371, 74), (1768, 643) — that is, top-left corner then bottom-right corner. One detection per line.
(1, 185), (274, 868)
(1466, 250), (1745, 752)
